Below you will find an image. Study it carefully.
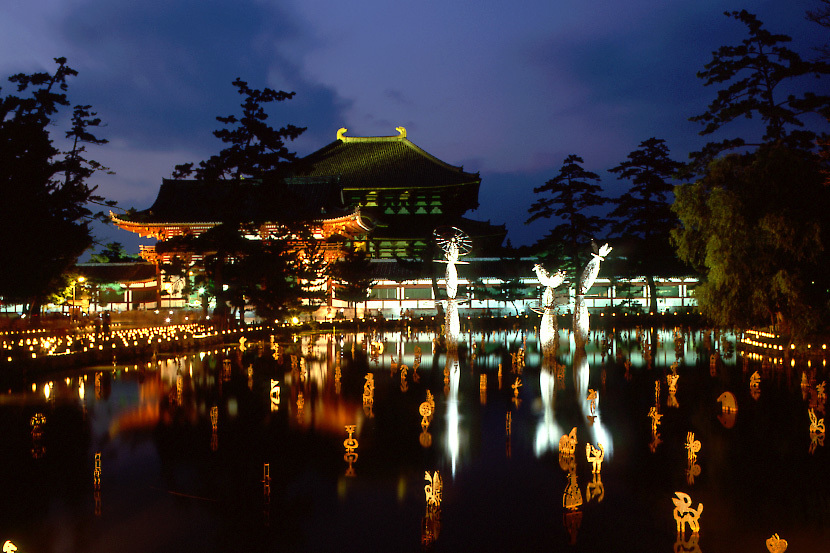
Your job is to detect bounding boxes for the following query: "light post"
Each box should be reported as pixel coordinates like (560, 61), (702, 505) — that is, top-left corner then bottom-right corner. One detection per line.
(73, 276), (86, 320)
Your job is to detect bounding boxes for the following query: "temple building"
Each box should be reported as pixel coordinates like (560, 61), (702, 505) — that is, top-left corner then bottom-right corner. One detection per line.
(110, 127), (507, 312)
(109, 127), (697, 319)
(292, 127), (506, 257)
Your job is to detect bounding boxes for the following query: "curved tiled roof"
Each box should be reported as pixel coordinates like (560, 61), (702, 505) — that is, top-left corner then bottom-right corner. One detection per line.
(120, 178), (347, 224)
(297, 131), (480, 190)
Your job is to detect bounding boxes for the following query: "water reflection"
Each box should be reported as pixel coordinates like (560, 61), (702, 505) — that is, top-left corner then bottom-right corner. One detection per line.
(2, 327), (828, 551)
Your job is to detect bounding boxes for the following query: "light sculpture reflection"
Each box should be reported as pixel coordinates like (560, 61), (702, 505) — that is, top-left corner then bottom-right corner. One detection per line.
(30, 413), (45, 459)
(445, 354), (461, 476)
(574, 243), (612, 350)
(344, 425), (358, 477)
(585, 473), (604, 503)
(532, 264), (565, 357)
(573, 351), (614, 459)
(433, 227), (472, 349)
(808, 408), (825, 454)
(534, 365), (563, 457)
(270, 379), (280, 411)
(422, 470), (442, 548)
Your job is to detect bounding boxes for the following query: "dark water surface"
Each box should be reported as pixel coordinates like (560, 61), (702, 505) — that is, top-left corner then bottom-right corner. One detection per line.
(1, 327), (827, 552)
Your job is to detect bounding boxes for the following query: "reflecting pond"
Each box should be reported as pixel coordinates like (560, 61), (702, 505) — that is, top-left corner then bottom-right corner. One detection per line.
(0, 327), (827, 552)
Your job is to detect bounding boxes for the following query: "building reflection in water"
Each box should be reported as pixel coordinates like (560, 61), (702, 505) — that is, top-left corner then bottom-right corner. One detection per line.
(7, 327), (828, 550)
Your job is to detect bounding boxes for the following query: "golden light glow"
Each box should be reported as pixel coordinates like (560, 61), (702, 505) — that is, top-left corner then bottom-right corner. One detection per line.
(424, 471), (442, 508)
(672, 491), (703, 534)
(585, 442), (604, 473)
(766, 533), (788, 552)
(685, 432), (701, 462)
(559, 427), (578, 457)
(3, 541), (18, 553)
(270, 379), (280, 411)
(344, 425), (358, 477)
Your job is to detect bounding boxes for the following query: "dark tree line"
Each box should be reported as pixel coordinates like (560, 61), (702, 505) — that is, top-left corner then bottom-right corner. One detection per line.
(526, 8), (830, 342)
(0, 58), (114, 315)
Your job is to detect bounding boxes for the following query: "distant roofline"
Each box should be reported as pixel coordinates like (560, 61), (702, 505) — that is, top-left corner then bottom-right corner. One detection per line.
(330, 126), (478, 178)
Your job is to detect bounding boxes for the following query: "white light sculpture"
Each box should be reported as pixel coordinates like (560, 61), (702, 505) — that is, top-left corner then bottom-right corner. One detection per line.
(434, 227), (472, 349)
(533, 264), (565, 357)
(574, 243), (612, 350)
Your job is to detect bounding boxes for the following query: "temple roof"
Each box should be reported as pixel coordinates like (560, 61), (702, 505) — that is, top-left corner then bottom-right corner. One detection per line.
(118, 178), (347, 225)
(76, 262), (157, 283)
(294, 127), (480, 191)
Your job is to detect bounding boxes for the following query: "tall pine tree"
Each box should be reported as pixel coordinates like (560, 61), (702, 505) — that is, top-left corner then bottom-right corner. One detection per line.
(526, 154), (607, 281)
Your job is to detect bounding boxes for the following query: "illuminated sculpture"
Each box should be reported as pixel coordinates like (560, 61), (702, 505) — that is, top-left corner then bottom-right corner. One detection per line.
(559, 427), (578, 458)
(750, 371), (761, 389)
(574, 242), (612, 350)
(717, 391), (737, 412)
(685, 432), (701, 462)
(434, 227), (472, 349)
(667, 374), (679, 394)
(766, 533), (788, 553)
(94, 452), (102, 490)
(512, 377), (522, 408)
(3, 541), (17, 553)
(419, 391), (434, 447)
(585, 442), (604, 473)
(359, 374), (372, 417)
(344, 425), (359, 477)
(817, 381), (826, 406)
(532, 264), (565, 357)
(587, 389), (597, 414)
(270, 379), (280, 411)
(400, 364), (408, 392)
(648, 406), (662, 431)
(672, 491), (703, 534)
(424, 470), (442, 508)
(809, 408), (825, 434)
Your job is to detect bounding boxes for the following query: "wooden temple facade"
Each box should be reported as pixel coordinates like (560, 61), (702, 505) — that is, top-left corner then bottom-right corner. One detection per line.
(110, 127), (507, 312)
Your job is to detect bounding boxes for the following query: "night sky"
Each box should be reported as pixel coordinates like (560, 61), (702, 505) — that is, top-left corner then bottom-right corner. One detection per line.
(2, 0), (827, 250)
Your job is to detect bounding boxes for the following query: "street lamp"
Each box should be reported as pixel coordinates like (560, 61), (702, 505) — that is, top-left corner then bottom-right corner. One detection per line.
(73, 276), (86, 319)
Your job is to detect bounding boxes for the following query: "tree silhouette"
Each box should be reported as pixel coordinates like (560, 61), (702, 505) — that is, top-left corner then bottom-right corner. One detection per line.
(609, 138), (683, 313)
(0, 58), (113, 315)
(526, 154), (607, 281)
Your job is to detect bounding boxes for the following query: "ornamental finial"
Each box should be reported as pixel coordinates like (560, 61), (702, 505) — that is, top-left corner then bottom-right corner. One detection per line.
(396, 126), (406, 138)
(337, 127), (348, 140)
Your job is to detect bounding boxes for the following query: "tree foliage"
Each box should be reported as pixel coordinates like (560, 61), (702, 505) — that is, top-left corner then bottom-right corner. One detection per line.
(674, 11), (830, 342)
(330, 248), (376, 317)
(526, 154), (607, 280)
(0, 58), (113, 313)
(688, 10), (830, 167)
(165, 78), (319, 323)
(671, 144), (830, 341)
(608, 138), (684, 312)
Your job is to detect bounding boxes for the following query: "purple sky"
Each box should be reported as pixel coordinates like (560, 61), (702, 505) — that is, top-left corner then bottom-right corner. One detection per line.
(2, 0), (827, 251)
